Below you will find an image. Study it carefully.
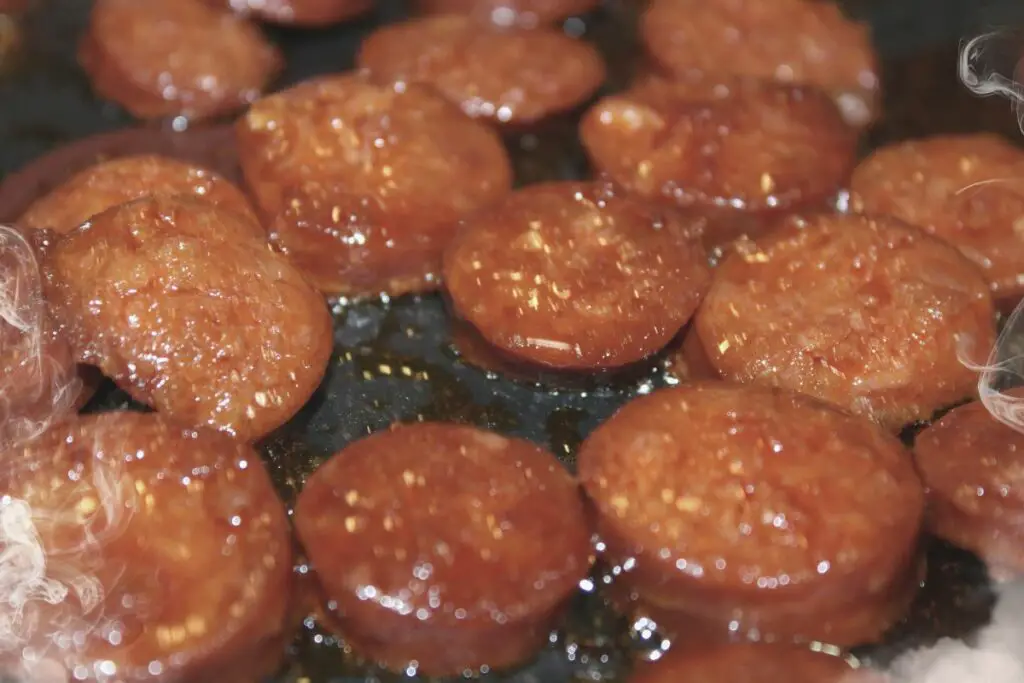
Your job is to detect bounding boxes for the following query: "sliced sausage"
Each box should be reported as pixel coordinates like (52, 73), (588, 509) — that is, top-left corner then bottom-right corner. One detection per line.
(640, 0), (879, 128)
(0, 411), (293, 683)
(0, 128), (239, 416)
(412, 0), (598, 27)
(579, 75), (857, 252)
(18, 155), (259, 235)
(0, 126), (241, 226)
(0, 226), (81, 451)
(80, 0), (281, 121)
(210, 0), (372, 25)
(237, 73), (512, 297)
(357, 15), (606, 125)
(629, 643), (868, 683)
(293, 422), (591, 676)
(443, 181), (711, 370)
(914, 394), (1024, 580)
(578, 382), (925, 646)
(849, 134), (1024, 310)
(41, 195), (333, 441)
(693, 213), (997, 431)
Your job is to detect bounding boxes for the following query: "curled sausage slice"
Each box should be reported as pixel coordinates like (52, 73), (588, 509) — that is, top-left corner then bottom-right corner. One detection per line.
(578, 383), (924, 646)
(580, 76), (856, 250)
(693, 213), (997, 431)
(19, 155), (259, 235)
(0, 226), (81, 451)
(640, 0), (879, 128)
(211, 0), (372, 25)
(237, 73), (512, 296)
(443, 181), (711, 370)
(42, 195), (333, 441)
(0, 412), (293, 683)
(357, 15), (606, 125)
(413, 0), (598, 27)
(914, 394), (1024, 580)
(629, 643), (868, 683)
(294, 422), (591, 676)
(850, 134), (1024, 309)
(80, 0), (281, 121)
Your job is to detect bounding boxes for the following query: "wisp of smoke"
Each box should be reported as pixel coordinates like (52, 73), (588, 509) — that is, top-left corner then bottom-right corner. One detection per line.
(959, 28), (1024, 134)
(0, 226), (79, 451)
(860, 33), (1024, 680)
(0, 225), (136, 682)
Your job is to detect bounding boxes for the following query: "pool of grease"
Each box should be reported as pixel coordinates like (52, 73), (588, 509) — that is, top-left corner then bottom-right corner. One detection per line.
(0, 0), (1019, 680)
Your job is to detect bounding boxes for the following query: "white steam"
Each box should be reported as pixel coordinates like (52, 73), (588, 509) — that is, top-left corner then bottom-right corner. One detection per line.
(959, 29), (1024, 134)
(0, 225), (135, 682)
(0, 226), (79, 450)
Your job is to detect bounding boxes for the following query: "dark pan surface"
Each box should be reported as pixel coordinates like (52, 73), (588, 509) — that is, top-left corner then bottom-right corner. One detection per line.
(0, 0), (1021, 681)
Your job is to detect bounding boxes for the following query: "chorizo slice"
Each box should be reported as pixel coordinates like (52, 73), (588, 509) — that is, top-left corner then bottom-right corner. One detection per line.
(41, 195), (333, 442)
(18, 154), (259, 235)
(914, 393), (1024, 580)
(237, 73), (512, 296)
(639, 0), (879, 128)
(693, 213), (997, 431)
(0, 412), (293, 683)
(578, 382), (925, 646)
(293, 422), (591, 676)
(79, 0), (281, 121)
(629, 643), (870, 683)
(357, 15), (606, 125)
(412, 0), (598, 27)
(443, 181), (712, 370)
(579, 75), (857, 250)
(849, 134), (1024, 309)
(0, 226), (81, 451)
(211, 0), (372, 26)
(0, 126), (241, 226)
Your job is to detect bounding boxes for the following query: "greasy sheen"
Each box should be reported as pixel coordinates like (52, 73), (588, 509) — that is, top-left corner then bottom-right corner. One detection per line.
(580, 76), (857, 217)
(443, 181), (712, 370)
(694, 213), (997, 430)
(18, 154), (259, 235)
(237, 73), (513, 296)
(639, 0), (879, 127)
(357, 15), (606, 124)
(0, 412), (292, 682)
(578, 383), (924, 643)
(42, 195), (333, 441)
(914, 392), (1024, 577)
(851, 134), (1024, 305)
(80, 0), (281, 120)
(294, 422), (591, 675)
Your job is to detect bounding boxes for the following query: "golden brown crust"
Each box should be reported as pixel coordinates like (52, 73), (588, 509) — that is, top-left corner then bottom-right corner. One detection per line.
(294, 422), (591, 676)
(850, 134), (1024, 308)
(42, 195), (333, 441)
(580, 76), (857, 249)
(694, 213), (996, 430)
(444, 181), (711, 370)
(0, 412), (293, 682)
(914, 394), (1024, 578)
(19, 155), (259, 235)
(237, 73), (512, 296)
(579, 383), (924, 645)
(357, 15), (606, 125)
(639, 0), (879, 127)
(80, 0), (281, 120)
